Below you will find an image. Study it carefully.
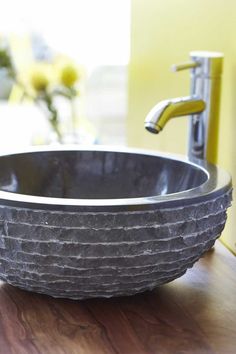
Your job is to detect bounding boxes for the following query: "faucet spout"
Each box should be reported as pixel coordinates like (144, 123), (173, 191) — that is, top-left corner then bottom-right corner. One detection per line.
(145, 96), (205, 134)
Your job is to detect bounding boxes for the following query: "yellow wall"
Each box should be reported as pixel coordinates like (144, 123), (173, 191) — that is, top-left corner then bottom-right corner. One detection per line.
(128, 0), (236, 253)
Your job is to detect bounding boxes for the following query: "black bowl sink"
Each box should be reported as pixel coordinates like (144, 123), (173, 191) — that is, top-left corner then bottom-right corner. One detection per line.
(0, 146), (232, 299)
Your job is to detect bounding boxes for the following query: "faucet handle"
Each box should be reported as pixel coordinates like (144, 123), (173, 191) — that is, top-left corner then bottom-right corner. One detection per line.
(171, 61), (201, 72)
(172, 52), (223, 77)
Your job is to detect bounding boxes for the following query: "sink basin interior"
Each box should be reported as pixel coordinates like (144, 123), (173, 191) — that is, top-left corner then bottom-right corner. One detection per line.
(0, 150), (208, 199)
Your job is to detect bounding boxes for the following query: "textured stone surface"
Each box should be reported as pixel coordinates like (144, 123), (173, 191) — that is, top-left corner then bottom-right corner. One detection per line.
(0, 190), (232, 299)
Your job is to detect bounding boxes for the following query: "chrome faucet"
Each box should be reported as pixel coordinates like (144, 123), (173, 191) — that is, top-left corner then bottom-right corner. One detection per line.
(144, 51), (223, 164)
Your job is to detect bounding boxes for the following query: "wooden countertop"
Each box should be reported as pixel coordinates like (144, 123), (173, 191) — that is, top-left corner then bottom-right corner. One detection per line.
(0, 241), (235, 354)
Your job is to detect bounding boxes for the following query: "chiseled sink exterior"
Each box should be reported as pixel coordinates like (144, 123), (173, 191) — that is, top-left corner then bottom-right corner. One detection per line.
(0, 146), (232, 299)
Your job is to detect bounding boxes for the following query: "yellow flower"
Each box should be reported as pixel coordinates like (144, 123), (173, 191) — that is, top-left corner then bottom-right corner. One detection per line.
(59, 63), (79, 87)
(53, 55), (85, 89)
(30, 70), (49, 91)
(28, 63), (52, 92)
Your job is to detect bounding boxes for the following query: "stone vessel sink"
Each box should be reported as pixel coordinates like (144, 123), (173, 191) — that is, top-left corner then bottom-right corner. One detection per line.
(0, 146), (232, 299)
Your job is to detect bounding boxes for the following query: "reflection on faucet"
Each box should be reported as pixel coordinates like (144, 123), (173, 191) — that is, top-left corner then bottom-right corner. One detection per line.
(145, 96), (205, 134)
(144, 51), (223, 164)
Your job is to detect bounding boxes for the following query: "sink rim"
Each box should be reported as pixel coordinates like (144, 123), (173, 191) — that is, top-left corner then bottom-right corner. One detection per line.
(0, 145), (232, 211)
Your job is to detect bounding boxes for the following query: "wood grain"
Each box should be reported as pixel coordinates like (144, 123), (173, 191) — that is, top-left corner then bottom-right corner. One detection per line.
(0, 241), (235, 354)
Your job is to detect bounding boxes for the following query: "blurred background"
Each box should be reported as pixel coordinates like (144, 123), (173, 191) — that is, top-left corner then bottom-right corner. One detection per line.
(0, 0), (130, 147)
(0, 0), (235, 253)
